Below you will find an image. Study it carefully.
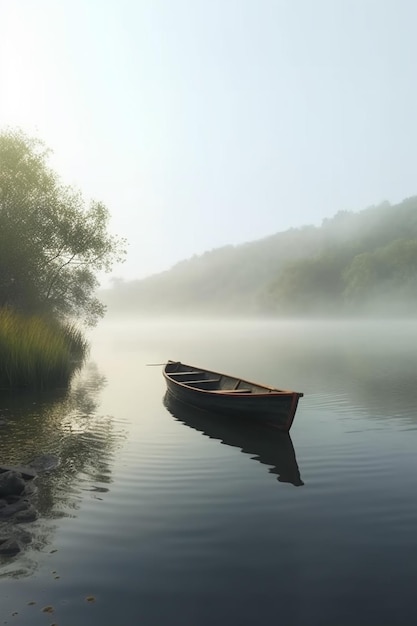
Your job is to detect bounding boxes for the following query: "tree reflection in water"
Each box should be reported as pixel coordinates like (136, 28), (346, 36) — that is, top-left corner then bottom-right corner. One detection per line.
(0, 362), (124, 576)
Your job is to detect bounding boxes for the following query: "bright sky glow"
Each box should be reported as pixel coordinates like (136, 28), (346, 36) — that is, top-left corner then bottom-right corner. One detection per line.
(1, 0), (416, 280)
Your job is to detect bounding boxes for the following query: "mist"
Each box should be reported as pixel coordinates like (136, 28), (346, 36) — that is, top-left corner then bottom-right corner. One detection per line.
(101, 197), (417, 320)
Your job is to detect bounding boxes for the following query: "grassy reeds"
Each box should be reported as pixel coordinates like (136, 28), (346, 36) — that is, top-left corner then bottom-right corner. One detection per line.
(0, 308), (89, 390)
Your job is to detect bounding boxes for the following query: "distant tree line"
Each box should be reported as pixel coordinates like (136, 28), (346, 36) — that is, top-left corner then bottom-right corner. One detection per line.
(265, 200), (417, 315)
(102, 197), (417, 317)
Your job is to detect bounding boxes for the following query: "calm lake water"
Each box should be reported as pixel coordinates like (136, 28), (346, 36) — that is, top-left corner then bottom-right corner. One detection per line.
(1, 319), (417, 626)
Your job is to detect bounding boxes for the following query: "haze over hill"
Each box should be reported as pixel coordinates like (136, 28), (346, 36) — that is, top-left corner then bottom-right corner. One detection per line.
(102, 197), (417, 318)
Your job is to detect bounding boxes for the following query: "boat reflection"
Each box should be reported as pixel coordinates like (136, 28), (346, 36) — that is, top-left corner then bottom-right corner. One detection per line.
(163, 392), (304, 487)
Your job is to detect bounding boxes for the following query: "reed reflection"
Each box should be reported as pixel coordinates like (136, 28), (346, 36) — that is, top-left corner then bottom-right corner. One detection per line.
(0, 362), (123, 576)
(164, 392), (304, 487)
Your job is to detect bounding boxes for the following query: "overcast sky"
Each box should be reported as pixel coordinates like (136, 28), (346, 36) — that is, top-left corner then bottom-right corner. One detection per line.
(1, 0), (416, 281)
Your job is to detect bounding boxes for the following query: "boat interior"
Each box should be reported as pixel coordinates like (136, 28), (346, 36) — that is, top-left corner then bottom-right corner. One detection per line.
(166, 361), (281, 395)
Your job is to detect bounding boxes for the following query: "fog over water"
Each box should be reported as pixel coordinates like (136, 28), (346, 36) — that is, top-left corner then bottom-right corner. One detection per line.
(2, 318), (416, 625)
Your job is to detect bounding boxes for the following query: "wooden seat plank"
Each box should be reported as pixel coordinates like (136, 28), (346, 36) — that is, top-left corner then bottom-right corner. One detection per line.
(215, 388), (252, 394)
(181, 378), (220, 385)
(169, 371), (203, 376)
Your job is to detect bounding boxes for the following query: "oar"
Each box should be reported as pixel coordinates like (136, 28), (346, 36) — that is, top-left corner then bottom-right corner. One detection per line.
(146, 362), (167, 366)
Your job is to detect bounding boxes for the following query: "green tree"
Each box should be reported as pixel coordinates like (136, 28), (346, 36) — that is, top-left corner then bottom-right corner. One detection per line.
(343, 239), (417, 305)
(263, 251), (349, 315)
(0, 129), (126, 325)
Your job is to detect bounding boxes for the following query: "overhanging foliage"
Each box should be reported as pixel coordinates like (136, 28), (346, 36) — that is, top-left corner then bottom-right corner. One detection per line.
(0, 129), (126, 325)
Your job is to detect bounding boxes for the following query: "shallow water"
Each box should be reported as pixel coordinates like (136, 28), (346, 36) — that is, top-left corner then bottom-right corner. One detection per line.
(1, 319), (417, 625)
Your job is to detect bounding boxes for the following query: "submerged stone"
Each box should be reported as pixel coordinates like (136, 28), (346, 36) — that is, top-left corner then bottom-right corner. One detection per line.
(0, 538), (21, 556)
(28, 454), (60, 472)
(15, 506), (38, 523)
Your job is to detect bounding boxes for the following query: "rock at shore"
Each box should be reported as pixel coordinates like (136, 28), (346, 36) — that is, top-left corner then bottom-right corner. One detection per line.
(0, 467), (41, 557)
(0, 458), (60, 558)
(0, 471), (26, 498)
(0, 465), (37, 481)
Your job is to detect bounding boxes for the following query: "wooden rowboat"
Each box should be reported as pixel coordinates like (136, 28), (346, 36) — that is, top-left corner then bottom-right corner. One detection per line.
(163, 360), (303, 432)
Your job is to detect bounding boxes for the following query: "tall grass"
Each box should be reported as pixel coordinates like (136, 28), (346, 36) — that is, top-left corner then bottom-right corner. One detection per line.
(0, 308), (89, 390)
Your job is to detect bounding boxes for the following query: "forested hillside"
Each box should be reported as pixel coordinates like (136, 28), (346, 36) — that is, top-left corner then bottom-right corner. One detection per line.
(102, 197), (417, 317)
